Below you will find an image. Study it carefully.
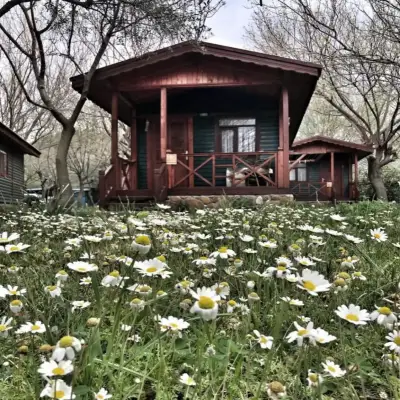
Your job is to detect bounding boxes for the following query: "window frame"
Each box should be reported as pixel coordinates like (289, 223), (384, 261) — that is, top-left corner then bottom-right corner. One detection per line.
(0, 151), (7, 177)
(216, 117), (259, 153)
(289, 162), (308, 182)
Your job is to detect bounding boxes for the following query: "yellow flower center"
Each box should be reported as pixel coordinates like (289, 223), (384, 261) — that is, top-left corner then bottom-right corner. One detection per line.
(328, 366), (336, 373)
(269, 381), (285, 393)
(59, 336), (74, 348)
(58, 270), (67, 275)
(0, 325), (6, 332)
(78, 267), (87, 272)
(228, 300), (236, 306)
(394, 337), (400, 346)
(353, 272), (362, 277)
(52, 367), (65, 376)
(9, 290), (17, 295)
(131, 298), (142, 305)
(379, 307), (392, 315)
(157, 255), (166, 262)
(9, 246), (19, 251)
(146, 267), (158, 273)
(338, 272), (350, 279)
(170, 323), (179, 329)
(260, 336), (268, 344)
(47, 286), (57, 291)
(219, 247), (228, 253)
(291, 244), (300, 250)
(55, 391), (65, 399)
(135, 235), (150, 245)
(277, 266), (286, 271)
(303, 281), (316, 291)
(374, 233), (381, 239)
(309, 373), (318, 383)
(31, 324), (41, 331)
(334, 278), (346, 287)
(10, 300), (21, 306)
(298, 329), (308, 336)
(139, 286), (151, 293)
(109, 270), (120, 277)
(346, 314), (359, 322)
(97, 395), (105, 400)
(198, 296), (215, 309)
(200, 257), (208, 260)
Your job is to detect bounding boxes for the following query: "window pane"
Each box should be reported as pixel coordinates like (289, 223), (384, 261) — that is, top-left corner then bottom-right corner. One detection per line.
(238, 126), (255, 152)
(297, 165), (307, 181)
(221, 129), (234, 153)
(219, 118), (256, 126)
(289, 169), (296, 181)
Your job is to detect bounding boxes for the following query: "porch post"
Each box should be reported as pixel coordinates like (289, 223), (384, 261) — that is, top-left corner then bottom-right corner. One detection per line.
(111, 91), (120, 190)
(354, 153), (358, 185)
(188, 116), (194, 188)
(130, 108), (137, 189)
(160, 88), (167, 161)
(330, 151), (335, 199)
(278, 84), (290, 188)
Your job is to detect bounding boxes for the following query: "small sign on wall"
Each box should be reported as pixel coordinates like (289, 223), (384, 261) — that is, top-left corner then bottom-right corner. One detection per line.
(166, 153), (177, 165)
(326, 181), (333, 188)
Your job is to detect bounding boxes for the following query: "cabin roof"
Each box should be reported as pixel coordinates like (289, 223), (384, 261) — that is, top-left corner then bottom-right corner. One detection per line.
(0, 122), (40, 157)
(292, 135), (372, 158)
(71, 41), (322, 141)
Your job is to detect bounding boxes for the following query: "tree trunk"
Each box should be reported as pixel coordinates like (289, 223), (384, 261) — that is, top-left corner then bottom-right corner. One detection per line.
(56, 126), (75, 205)
(77, 179), (84, 207)
(367, 156), (388, 201)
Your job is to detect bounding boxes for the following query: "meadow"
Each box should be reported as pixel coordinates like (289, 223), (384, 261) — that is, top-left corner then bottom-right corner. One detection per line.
(0, 201), (400, 400)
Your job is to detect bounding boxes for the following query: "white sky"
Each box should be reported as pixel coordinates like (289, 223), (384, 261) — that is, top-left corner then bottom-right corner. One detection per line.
(206, 0), (254, 49)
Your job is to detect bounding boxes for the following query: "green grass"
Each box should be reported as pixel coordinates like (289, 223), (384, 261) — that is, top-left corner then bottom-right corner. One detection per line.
(0, 202), (400, 399)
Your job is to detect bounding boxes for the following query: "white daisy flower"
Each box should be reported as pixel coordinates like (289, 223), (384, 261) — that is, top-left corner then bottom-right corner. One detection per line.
(370, 227), (388, 242)
(312, 328), (337, 344)
(0, 232), (19, 243)
(190, 286), (220, 321)
(38, 359), (74, 377)
(286, 321), (316, 347)
(384, 330), (400, 353)
(335, 304), (370, 325)
(159, 316), (190, 336)
(370, 306), (397, 328)
(179, 373), (196, 386)
(307, 370), (324, 387)
(134, 258), (172, 278)
(295, 256), (316, 267)
(253, 329), (273, 349)
(94, 388), (112, 400)
(16, 321), (46, 334)
(297, 269), (331, 296)
(0, 316), (13, 336)
(210, 246), (236, 259)
(4, 243), (30, 253)
(71, 300), (91, 313)
(67, 261), (98, 273)
(131, 235), (151, 255)
(40, 380), (75, 399)
(322, 360), (346, 377)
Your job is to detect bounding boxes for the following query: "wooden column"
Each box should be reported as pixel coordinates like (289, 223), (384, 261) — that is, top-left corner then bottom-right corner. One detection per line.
(130, 108), (137, 189)
(354, 153), (358, 185)
(278, 85), (290, 188)
(111, 91), (120, 190)
(160, 88), (167, 161)
(188, 117), (194, 188)
(330, 151), (335, 199)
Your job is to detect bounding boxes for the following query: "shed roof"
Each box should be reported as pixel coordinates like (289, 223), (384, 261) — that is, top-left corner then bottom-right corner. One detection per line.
(292, 135), (372, 158)
(0, 122), (41, 157)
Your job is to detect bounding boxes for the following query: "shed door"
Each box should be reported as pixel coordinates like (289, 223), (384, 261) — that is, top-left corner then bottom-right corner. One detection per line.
(168, 118), (188, 187)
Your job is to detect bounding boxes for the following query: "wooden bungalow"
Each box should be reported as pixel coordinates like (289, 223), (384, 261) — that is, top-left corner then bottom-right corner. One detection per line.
(0, 122), (40, 203)
(70, 41), (370, 205)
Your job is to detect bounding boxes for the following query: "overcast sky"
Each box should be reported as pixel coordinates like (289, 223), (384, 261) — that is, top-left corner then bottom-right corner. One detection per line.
(206, 0), (254, 49)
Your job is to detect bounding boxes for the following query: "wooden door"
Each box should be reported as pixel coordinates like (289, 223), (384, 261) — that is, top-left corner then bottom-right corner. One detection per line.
(168, 118), (188, 187)
(334, 163), (344, 197)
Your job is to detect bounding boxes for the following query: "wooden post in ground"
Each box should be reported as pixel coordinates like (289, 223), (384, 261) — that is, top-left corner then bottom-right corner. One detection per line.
(278, 84), (290, 188)
(188, 116), (194, 188)
(130, 108), (137, 189)
(111, 91), (120, 191)
(330, 151), (335, 201)
(354, 152), (359, 200)
(160, 88), (167, 161)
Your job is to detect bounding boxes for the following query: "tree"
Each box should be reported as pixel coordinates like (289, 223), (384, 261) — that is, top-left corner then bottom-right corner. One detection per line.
(247, 0), (400, 200)
(0, 0), (223, 204)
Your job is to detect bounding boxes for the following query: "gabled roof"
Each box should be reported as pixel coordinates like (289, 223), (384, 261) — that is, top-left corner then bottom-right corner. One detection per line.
(70, 41), (321, 85)
(292, 135), (372, 158)
(0, 122), (40, 157)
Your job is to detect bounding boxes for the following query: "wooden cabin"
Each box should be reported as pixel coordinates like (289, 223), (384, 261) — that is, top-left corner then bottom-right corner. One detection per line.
(0, 122), (40, 203)
(70, 41), (371, 205)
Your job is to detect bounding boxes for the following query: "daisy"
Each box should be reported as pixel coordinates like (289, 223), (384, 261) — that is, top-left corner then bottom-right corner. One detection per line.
(370, 227), (388, 242)
(266, 381), (287, 399)
(193, 257), (216, 266)
(129, 298), (145, 311)
(210, 246), (236, 259)
(5, 285), (26, 296)
(134, 258), (172, 278)
(286, 321), (316, 346)
(295, 256), (316, 267)
(71, 300), (91, 313)
(0, 316), (13, 336)
(275, 256), (293, 268)
(52, 335), (82, 361)
(101, 270), (126, 287)
(370, 306), (397, 328)
(10, 299), (23, 314)
(94, 388), (112, 400)
(297, 269), (331, 296)
(253, 330), (273, 349)
(175, 279), (195, 294)
(211, 282), (230, 299)
(281, 297), (304, 306)
(83, 235), (102, 243)
(45, 284), (62, 298)
(80, 277), (92, 285)
(330, 214), (346, 221)
(312, 328), (337, 344)
(227, 299), (238, 313)
(179, 373), (196, 386)
(307, 370), (324, 387)
(384, 330), (400, 353)
(335, 304), (370, 325)
(38, 359), (74, 377)
(65, 238), (81, 247)
(352, 271), (366, 281)
(325, 228), (342, 236)
(345, 234), (364, 244)
(56, 270), (69, 281)
(0, 232), (19, 243)
(159, 316), (190, 336)
(127, 284), (153, 295)
(16, 321), (46, 334)
(322, 360), (346, 377)
(40, 380), (75, 399)
(121, 324), (132, 332)
(258, 240), (278, 249)
(67, 261), (98, 273)
(267, 264), (295, 279)
(4, 243), (30, 253)
(190, 286), (220, 321)
(240, 234), (254, 242)
(132, 235), (151, 255)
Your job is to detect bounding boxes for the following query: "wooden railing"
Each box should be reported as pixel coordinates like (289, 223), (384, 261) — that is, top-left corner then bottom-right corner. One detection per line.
(168, 152), (277, 189)
(290, 181), (328, 200)
(154, 163), (168, 202)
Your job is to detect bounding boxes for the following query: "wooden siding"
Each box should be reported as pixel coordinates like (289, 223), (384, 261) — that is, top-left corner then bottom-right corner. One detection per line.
(0, 143), (25, 203)
(137, 119), (148, 189)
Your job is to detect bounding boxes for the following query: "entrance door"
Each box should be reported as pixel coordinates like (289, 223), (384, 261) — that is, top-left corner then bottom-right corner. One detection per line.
(334, 163), (344, 198)
(168, 118), (188, 187)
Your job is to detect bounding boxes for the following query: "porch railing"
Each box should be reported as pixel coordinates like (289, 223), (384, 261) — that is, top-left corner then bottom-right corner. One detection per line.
(290, 181), (328, 200)
(168, 152), (277, 189)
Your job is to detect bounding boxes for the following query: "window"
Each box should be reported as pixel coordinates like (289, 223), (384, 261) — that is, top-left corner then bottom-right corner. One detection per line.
(219, 118), (256, 153)
(290, 163), (307, 181)
(0, 151), (7, 177)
